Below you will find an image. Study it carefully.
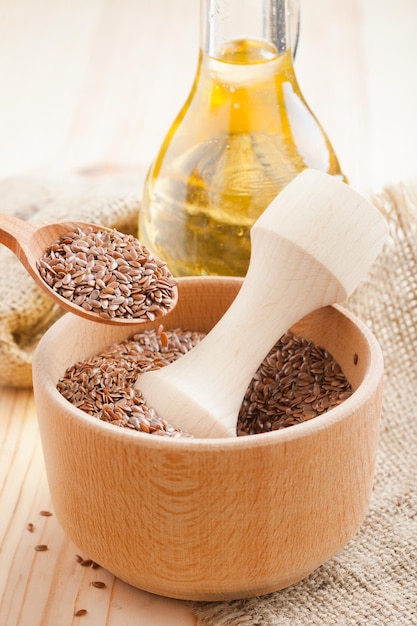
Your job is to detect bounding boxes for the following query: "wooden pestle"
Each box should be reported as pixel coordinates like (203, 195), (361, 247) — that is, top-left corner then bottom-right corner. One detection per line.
(135, 169), (388, 438)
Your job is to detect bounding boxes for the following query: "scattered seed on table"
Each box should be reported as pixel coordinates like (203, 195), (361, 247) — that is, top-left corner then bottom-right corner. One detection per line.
(91, 581), (106, 589)
(75, 554), (84, 563)
(40, 510), (53, 517)
(74, 609), (88, 617)
(80, 558), (93, 567)
(26, 523), (34, 532)
(37, 226), (177, 320)
(34, 544), (48, 551)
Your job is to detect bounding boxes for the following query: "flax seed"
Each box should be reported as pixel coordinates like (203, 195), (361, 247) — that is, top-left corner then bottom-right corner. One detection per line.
(37, 226), (177, 320)
(237, 332), (352, 435)
(91, 581), (106, 588)
(57, 327), (352, 438)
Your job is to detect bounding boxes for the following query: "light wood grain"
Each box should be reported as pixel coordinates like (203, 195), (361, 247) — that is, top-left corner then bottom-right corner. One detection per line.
(0, 0), (416, 190)
(0, 0), (415, 622)
(0, 387), (198, 625)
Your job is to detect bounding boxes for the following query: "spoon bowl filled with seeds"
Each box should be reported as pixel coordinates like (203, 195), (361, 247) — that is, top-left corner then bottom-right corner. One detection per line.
(0, 213), (178, 324)
(33, 275), (384, 601)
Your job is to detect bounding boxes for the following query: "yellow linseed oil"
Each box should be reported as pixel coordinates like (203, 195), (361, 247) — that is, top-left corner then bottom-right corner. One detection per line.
(140, 40), (345, 277)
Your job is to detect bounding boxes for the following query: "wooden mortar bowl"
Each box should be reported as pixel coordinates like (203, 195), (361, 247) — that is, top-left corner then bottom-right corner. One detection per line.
(32, 276), (384, 601)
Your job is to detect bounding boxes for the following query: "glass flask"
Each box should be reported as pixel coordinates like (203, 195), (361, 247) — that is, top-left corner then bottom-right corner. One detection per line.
(140, 0), (345, 277)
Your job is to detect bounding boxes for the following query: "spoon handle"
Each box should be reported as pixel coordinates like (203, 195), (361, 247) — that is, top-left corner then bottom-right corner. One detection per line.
(0, 212), (38, 274)
(136, 170), (388, 438)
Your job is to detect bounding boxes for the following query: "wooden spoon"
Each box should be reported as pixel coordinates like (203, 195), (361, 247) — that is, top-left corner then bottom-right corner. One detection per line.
(0, 214), (178, 325)
(135, 169), (388, 438)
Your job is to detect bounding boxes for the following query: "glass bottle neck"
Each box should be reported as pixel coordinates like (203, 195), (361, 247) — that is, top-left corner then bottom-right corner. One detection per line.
(200, 0), (298, 60)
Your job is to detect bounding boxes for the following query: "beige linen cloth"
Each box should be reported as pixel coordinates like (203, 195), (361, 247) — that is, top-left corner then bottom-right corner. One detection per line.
(0, 171), (141, 387)
(0, 175), (416, 623)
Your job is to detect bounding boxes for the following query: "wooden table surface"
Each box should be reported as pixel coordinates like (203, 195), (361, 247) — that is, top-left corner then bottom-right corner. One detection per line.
(1, 1), (416, 624)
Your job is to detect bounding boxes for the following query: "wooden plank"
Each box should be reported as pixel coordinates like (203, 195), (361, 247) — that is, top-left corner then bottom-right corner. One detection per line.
(0, 388), (197, 625)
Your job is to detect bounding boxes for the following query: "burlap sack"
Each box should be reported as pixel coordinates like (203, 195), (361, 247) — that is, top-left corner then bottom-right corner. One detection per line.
(190, 183), (417, 625)
(0, 171), (141, 387)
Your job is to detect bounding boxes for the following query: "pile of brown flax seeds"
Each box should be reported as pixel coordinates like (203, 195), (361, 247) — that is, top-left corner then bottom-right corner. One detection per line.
(37, 226), (177, 321)
(57, 327), (352, 437)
